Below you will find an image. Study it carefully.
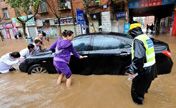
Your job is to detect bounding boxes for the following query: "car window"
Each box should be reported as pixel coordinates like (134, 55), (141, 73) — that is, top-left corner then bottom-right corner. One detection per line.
(72, 37), (91, 52)
(92, 36), (130, 50)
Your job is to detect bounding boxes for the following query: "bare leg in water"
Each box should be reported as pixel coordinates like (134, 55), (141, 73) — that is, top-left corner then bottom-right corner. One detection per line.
(66, 76), (72, 88)
(57, 73), (64, 85)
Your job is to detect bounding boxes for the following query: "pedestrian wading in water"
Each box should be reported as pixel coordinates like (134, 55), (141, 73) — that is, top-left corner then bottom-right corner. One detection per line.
(50, 30), (83, 88)
(127, 21), (157, 105)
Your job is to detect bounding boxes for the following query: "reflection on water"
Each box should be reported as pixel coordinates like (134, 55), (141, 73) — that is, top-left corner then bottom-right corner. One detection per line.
(0, 37), (176, 108)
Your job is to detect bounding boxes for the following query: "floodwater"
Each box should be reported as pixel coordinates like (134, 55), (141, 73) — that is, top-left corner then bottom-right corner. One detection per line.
(0, 36), (176, 108)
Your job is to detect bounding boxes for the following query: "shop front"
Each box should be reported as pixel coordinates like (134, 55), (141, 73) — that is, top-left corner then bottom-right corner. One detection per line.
(54, 17), (79, 36)
(2, 23), (14, 39)
(36, 18), (58, 38)
(89, 13), (101, 33)
(0, 24), (6, 38)
(12, 15), (37, 38)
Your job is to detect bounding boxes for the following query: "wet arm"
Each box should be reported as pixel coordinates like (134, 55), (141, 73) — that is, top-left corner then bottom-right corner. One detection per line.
(68, 45), (80, 58)
(49, 40), (58, 52)
(3, 59), (19, 66)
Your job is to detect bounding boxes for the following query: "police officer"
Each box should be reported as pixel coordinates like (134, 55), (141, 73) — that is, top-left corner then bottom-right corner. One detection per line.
(127, 22), (157, 105)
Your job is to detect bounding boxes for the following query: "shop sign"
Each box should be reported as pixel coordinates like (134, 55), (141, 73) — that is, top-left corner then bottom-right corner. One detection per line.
(140, 0), (162, 8)
(128, 0), (140, 9)
(3, 23), (13, 29)
(116, 12), (126, 20)
(37, 27), (58, 37)
(128, 0), (175, 9)
(12, 15), (35, 26)
(162, 0), (176, 5)
(124, 23), (130, 34)
(54, 18), (76, 25)
(76, 9), (85, 24)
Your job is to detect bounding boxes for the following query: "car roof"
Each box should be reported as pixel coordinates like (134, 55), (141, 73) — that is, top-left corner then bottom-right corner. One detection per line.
(75, 32), (133, 45)
(75, 32), (133, 39)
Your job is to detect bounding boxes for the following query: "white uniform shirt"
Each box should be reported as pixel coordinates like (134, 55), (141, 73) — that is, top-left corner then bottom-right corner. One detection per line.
(20, 48), (34, 58)
(0, 53), (19, 73)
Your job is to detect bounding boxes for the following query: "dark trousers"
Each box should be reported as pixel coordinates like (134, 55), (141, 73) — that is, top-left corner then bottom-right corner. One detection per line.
(131, 74), (152, 104)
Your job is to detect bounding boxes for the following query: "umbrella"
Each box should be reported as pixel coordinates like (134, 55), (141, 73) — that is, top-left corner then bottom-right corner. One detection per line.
(82, 25), (89, 29)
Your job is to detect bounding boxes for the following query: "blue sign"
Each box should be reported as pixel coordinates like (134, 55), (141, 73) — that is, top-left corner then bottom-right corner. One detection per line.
(76, 9), (85, 24)
(128, 0), (140, 9)
(162, 0), (176, 5)
(116, 12), (126, 20)
(124, 23), (130, 34)
(12, 15), (35, 26)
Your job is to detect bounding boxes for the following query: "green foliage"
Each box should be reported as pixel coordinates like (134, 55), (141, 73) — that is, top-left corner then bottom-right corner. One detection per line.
(60, 2), (65, 8)
(6, 0), (42, 37)
(7, 0), (42, 16)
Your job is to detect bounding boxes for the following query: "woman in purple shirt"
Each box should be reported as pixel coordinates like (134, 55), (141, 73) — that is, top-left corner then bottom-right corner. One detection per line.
(50, 30), (83, 87)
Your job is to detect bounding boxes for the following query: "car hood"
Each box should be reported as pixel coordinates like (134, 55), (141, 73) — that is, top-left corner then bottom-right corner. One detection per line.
(26, 50), (53, 59)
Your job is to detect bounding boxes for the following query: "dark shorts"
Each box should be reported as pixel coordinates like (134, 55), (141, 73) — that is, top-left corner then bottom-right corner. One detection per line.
(53, 61), (72, 79)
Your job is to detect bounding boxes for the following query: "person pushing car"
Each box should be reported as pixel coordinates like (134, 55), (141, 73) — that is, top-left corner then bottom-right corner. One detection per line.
(127, 21), (157, 105)
(50, 30), (84, 88)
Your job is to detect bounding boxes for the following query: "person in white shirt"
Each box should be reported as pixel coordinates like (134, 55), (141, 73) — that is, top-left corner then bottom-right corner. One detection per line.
(33, 39), (45, 54)
(0, 52), (23, 73)
(35, 33), (46, 48)
(20, 44), (35, 58)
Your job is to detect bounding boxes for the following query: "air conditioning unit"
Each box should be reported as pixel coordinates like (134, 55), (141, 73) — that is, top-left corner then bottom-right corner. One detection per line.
(65, 1), (71, 9)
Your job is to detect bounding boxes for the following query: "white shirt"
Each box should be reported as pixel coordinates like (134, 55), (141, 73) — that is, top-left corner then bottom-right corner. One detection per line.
(0, 53), (19, 73)
(20, 48), (34, 58)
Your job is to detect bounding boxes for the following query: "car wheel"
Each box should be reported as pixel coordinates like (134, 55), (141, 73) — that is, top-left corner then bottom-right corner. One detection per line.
(28, 64), (47, 75)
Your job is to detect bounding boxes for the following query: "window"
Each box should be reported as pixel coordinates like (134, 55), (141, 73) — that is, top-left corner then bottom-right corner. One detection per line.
(58, 0), (71, 9)
(72, 37), (91, 52)
(92, 36), (130, 50)
(43, 20), (50, 25)
(2, 8), (9, 19)
(40, 0), (48, 13)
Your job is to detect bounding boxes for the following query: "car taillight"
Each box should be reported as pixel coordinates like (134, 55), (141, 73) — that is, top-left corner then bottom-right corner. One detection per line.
(162, 51), (171, 58)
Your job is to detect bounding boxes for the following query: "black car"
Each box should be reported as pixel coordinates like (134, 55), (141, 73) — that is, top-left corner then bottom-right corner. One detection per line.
(19, 32), (173, 75)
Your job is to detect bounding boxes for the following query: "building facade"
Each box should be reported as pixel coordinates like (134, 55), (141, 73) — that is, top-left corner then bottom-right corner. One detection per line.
(0, 0), (17, 39)
(0, 0), (129, 39)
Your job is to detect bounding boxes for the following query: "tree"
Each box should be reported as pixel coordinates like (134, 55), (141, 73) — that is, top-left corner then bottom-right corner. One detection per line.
(7, 0), (41, 38)
(82, 0), (99, 33)
(0, 13), (5, 23)
(46, 0), (62, 36)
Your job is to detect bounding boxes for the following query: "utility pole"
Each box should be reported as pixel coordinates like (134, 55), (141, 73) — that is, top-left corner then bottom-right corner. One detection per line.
(70, 0), (77, 36)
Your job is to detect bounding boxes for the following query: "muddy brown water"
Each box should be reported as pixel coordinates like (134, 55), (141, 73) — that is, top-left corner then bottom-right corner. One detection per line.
(0, 36), (176, 108)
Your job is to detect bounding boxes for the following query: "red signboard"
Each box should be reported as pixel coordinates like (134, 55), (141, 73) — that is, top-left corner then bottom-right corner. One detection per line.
(5, 29), (11, 39)
(140, 0), (162, 8)
(172, 10), (176, 36)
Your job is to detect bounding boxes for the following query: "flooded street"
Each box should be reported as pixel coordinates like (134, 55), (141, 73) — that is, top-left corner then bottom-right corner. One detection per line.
(0, 36), (176, 108)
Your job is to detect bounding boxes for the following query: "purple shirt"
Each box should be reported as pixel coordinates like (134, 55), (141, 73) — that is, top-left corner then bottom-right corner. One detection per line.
(50, 38), (80, 64)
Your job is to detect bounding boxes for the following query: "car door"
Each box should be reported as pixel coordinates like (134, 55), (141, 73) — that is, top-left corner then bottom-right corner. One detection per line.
(69, 36), (93, 75)
(89, 35), (131, 75)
